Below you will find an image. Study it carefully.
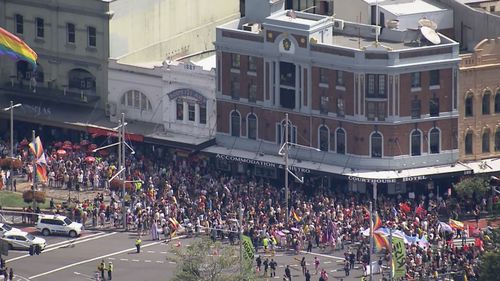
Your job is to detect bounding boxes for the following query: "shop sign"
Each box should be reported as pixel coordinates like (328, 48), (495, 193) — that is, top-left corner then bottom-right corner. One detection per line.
(347, 176), (397, 184)
(215, 154), (310, 173)
(167, 88), (207, 103)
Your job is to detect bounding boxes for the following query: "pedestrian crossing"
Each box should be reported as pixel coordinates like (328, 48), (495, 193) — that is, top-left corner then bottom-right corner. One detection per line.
(107, 257), (173, 265)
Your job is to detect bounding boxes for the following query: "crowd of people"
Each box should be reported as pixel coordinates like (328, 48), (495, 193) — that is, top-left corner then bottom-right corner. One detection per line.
(1, 134), (498, 281)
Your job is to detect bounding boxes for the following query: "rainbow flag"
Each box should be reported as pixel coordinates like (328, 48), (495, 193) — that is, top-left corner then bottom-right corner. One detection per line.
(373, 212), (382, 230)
(29, 136), (44, 159)
(373, 232), (390, 252)
(35, 164), (48, 183)
(0, 27), (37, 67)
(291, 210), (302, 222)
(449, 219), (465, 230)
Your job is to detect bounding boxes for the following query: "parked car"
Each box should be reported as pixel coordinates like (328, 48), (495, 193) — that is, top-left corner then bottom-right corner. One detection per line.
(36, 214), (83, 237)
(2, 231), (46, 251)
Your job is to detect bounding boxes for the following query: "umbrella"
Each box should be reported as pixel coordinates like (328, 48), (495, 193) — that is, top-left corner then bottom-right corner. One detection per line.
(282, 229), (290, 234)
(85, 156), (96, 163)
(57, 149), (67, 156)
(80, 140), (90, 146)
(276, 231), (285, 237)
(291, 227), (299, 232)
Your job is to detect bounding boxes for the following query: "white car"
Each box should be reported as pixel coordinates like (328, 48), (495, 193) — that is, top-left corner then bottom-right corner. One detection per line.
(36, 215), (83, 238)
(2, 231), (46, 251)
(0, 223), (21, 236)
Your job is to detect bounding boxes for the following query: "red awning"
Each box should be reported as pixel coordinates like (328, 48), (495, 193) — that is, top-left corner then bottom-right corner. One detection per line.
(87, 126), (144, 142)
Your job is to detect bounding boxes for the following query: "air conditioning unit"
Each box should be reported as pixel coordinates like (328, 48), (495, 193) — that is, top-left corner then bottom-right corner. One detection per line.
(370, 26), (381, 36)
(242, 23), (259, 32)
(333, 19), (344, 30)
(105, 102), (117, 117)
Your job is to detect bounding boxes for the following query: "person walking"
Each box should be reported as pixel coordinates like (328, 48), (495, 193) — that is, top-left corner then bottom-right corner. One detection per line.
(3, 268), (8, 281)
(256, 255), (262, 272)
(135, 237), (142, 253)
(344, 260), (350, 276)
(284, 265), (292, 281)
(270, 259), (277, 277)
(263, 258), (269, 277)
(107, 261), (113, 280)
(305, 269), (311, 281)
(8, 268), (13, 281)
(300, 257), (306, 276)
(314, 257), (320, 275)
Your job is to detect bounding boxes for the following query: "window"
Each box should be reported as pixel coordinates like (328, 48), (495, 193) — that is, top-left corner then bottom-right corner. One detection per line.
(483, 91), (491, 115)
(465, 131), (473, 155)
(121, 90), (152, 111)
(411, 72), (421, 88)
(231, 78), (240, 100)
(411, 98), (421, 119)
(336, 70), (344, 86)
(367, 102), (386, 121)
(337, 97), (345, 117)
(87, 26), (96, 47)
(231, 54), (240, 68)
(482, 130), (490, 153)
(277, 120), (297, 144)
(367, 102), (376, 120)
(495, 129), (500, 151)
(176, 100), (183, 120)
(319, 126), (329, 151)
(248, 56), (256, 72)
(248, 83), (257, 103)
(411, 130), (422, 156)
(495, 91), (500, 113)
(320, 95), (329, 114)
(280, 62), (295, 87)
(188, 104), (195, 121)
(231, 111), (241, 137)
(280, 88), (296, 109)
(336, 128), (346, 154)
(319, 68), (328, 84)
(430, 70), (440, 86)
(366, 74), (386, 97)
(247, 114), (257, 140)
(429, 95), (440, 117)
(465, 94), (473, 117)
(429, 128), (440, 154)
(35, 18), (44, 38)
(371, 132), (383, 158)
(67, 23), (75, 43)
(199, 104), (207, 124)
(15, 14), (23, 34)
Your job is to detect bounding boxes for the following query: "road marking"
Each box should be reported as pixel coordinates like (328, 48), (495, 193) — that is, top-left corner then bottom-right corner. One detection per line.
(120, 258), (128, 261)
(45, 232), (105, 249)
(160, 251), (167, 254)
(144, 260), (151, 263)
(324, 261), (332, 264)
(108, 258), (115, 260)
(28, 235), (186, 279)
(156, 261), (164, 264)
(168, 261), (176, 264)
(132, 259), (140, 262)
(6, 232), (117, 263)
(147, 250), (155, 253)
(299, 250), (344, 260)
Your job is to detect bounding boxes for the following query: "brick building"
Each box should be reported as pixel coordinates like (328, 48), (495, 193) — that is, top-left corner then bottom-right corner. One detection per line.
(208, 0), (468, 194)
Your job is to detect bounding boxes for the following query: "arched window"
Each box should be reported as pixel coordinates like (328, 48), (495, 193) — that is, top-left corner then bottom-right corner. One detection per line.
(482, 129), (490, 153)
(482, 90), (491, 115)
(495, 91), (500, 113)
(495, 128), (500, 151)
(319, 125), (329, 151)
(465, 94), (473, 117)
(336, 128), (346, 154)
(411, 130), (422, 156)
(465, 131), (473, 155)
(121, 90), (152, 111)
(247, 113), (257, 140)
(370, 132), (383, 158)
(68, 68), (96, 91)
(429, 128), (440, 154)
(230, 111), (241, 137)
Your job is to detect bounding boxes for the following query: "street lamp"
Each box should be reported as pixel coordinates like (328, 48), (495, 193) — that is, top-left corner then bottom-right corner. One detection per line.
(3, 101), (22, 190)
(278, 113), (320, 223)
(92, 113), (134, 229)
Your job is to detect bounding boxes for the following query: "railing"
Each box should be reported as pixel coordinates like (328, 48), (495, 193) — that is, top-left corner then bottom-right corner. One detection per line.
(0, 81), (100, 104)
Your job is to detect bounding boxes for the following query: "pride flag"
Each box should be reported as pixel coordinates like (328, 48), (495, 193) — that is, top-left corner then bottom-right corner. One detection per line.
(29, 136), (48, 183)
(373, 212), (382, 230)
(291, 210), (302, 222)
(35, 164), (48, 183)
(29, 136), (44, 160)
(0, 27), (37, 67)
(373, 232), (390, 252)
(449, 219), (465, 230)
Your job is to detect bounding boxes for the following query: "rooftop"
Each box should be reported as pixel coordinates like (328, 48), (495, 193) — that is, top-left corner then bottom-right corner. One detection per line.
(381, 0), (448, 16)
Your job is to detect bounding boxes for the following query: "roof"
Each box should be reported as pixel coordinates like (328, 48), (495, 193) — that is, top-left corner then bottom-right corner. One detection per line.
(381, 0), (448, 16)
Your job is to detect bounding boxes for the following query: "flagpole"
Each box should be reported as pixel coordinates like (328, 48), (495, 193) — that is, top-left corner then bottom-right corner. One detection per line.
(369, 201), (373, 281)
(389, 227), (393, 281)
(239, 201), (243, 275)
(32, 130), (36, 212)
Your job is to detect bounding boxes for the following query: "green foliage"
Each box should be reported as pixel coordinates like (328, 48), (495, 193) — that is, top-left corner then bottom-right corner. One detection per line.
(453, 176), (490, 199)
(479, 250), (500, 281)
(168, 238), (254, 281)
(22, 190), (46, 204)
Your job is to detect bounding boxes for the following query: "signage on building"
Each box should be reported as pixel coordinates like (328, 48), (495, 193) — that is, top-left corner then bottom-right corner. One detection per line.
(167, 88), (207, 103)
(215, 153), (310, 173)
(279, 37), (295, 54)
(347, 175), (428, 183)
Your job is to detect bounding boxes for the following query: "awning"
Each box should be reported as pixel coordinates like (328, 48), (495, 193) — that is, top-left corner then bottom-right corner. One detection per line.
(463, 158), (500, 175)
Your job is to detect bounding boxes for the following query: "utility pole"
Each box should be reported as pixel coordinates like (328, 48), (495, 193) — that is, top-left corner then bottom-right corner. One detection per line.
(32, 130), (36, 212)
(3, 101), (21, 191)
(121, 113), (127, 229)
(389, 227), (393, 281)
(284, 113), (289, 224)
(238, 201), (243, 275)
(369, 201), (373, 281)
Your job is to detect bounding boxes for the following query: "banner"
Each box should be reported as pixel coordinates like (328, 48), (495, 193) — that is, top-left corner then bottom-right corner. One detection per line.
(241, 235), (255, 264)
(392, 236), (406, 279)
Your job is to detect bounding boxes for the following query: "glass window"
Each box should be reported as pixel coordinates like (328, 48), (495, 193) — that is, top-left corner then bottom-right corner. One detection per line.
(378, 75), (385, 95)
(231, 78), (240, 100)
(277, 121), (297, 144)
(320, 95), (329, 114)
(371, 132), (382, 158)
(133, 91), (140, 109)
(411, 72), (421, 88)
(319, 126), (329, 151)
(377, 102), (386, 121)
(336, 70), (344, 86)
(319, 68), (328, 84)
(199, 104), (207, 124)
(411, 130), (421, 156)
(87, 26), (96, 47)
(336, 129), (346, 154)
(231, 54), (240, 68)
(429, 95), (440, 117)
(231, 111), (240, 137)
(35, 18), (44, 38)
(280, 62), (295, 87)
(429, 128), (440, 154)
(495, 129), (500, 151)
(367, 101), (376, 121)
(248, 56), (256, 71)
(337, 97), (345, 117)
(67, 23), (75, 43)
(482, 130), (490, 153)
(483, 91), (491, 115)
(15, 14), (23, 34)
(465, 131), (473, 155)
(141, 94), (148, 110)
(465, 95), (473, 117)
(430, 70), (440, 86)
(367, 74), (375, 96)
(127, 91), (133, 107)
(188, 104), (195, 121)
(495, 91), (500, 113)
(176, 100), (183, 120)
(366, 74), (386, 97)
(247, 114), (257, 140)
(248, 83), (257, 103)
(411, 98), (421, 119)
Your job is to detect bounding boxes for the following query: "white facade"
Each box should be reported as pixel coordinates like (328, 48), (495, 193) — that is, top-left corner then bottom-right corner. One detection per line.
(108, 55), (216, 141)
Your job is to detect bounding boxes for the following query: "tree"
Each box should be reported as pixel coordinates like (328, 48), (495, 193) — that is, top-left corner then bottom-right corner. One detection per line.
(453, 176), (490, 200)
(479, 250), (500, 281)
(168, 238), (254, 281)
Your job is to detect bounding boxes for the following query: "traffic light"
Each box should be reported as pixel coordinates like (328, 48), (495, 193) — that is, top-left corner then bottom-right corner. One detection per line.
(29, 245), (34, 256)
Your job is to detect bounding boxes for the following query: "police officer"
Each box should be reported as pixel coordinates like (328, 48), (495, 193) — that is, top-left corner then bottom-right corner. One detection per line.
(135, 237), (142, 253)
(107, 262), (113, 280)
(98, 259), (106, 281)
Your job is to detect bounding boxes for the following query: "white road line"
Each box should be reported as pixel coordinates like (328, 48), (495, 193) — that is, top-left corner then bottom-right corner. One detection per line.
(45, 232), (105, 249)
(144, 260), (151, 263)
(156, 261), (164, 264)
(119, 258), (128, 261)
(324, 261), (332, 264)
(132, 259), (140, 262)
(7, 232), (117, 263)
(160, 251), (167, 254)
(28, 235), (186, 279)
(299, 250), (344, 260)
(168, 261), (176, 264)
(108, 258), (115, 260)
(147, 250), (155, 253)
